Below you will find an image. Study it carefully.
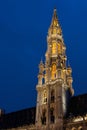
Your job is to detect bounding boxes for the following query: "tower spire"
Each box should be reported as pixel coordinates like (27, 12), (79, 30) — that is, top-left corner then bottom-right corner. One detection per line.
(48, 8), (62, 36)
(36, 9), (74, 130)
(51, 8), (59, 27)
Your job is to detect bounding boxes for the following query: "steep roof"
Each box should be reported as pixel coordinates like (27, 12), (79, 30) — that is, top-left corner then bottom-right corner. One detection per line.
(0, 94), (87, 129)
(0, 107), (36, 129)
(66, 94), (87, 117)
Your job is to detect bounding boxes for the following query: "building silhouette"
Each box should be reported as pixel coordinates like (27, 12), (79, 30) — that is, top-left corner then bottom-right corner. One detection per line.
(0, 9), (87, 130)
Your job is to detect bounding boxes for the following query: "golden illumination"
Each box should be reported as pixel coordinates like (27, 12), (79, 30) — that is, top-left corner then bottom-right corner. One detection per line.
(52, 42), (56, 54)
(84, 114), (87, 120)
(53, 20), (57, 26)
(58, 43), (61, 54)
(53, 28), (56, 34)
(57, 28), (61, 34)
(78, 127), (83, 130)
(43, 90), (47, 104)
(73, 116), (83, 122)
(51, 64), (56, 80)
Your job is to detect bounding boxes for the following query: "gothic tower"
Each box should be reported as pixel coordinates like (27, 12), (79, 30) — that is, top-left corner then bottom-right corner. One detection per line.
(36, 9), (74, 130)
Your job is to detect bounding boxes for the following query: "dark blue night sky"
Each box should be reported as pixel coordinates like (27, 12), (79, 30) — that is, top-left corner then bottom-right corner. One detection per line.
(0, 0), (87, 113)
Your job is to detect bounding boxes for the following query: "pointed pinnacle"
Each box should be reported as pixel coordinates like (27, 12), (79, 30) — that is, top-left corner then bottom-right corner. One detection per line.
(51, 8), (59, 27)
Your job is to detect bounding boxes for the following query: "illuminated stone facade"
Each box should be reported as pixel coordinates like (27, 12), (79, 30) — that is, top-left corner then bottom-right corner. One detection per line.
(36, 9), (74, 130)
(0, 9), (87, 130)
(36, 9), (87, 130)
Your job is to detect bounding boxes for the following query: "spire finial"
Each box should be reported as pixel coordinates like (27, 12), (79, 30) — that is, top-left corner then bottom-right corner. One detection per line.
(40, 57), (43, 64)
(50, 8), (59, 27)
(53, 8), (58, 20)
(54, 7), (57, 12)
(48, 8), (62, 36)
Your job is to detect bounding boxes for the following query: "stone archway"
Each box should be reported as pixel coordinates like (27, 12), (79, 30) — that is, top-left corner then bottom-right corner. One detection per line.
(72, 127), (76, 130)
(78, 126), (83, 130)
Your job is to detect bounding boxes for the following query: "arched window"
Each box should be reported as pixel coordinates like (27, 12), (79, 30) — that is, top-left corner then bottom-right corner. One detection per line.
(42, 77), (45, 84)
(50, 108), (55, 123)
(52, 42), (56, 54)
(53, 20), (57, 26)
(51, 64), (56, 80)
(66, 128), (69, 130)
(51, 90), (55, 103)
(78, 126), (83, 130)
(58, 43), (61, 54)
(53, 28), (56, 34)
(72, 127), (76, 130)
(43, 90), (47, 104)
(41, 109), (46, 125)
(57, 28), (61, 35)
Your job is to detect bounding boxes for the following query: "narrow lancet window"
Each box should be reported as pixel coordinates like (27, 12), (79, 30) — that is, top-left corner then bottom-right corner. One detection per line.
(51, 64), (56, 80)
(52, 42), (57, 54)
(41, 109), (46, 125)
(43, 90), (47, 104)
(50, 108), (55, 123)
(58, 43), (61, 54)
(51, 90), (55, 103)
